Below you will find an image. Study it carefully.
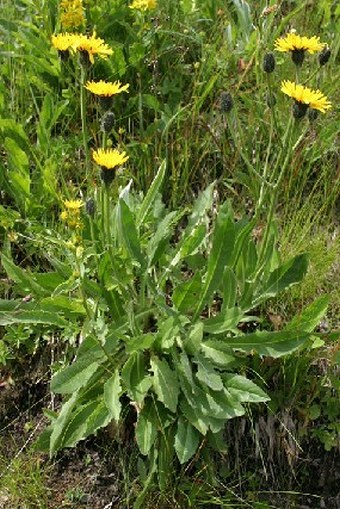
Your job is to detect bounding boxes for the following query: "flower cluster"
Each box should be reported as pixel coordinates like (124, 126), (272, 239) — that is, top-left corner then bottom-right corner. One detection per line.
(60, 199), (84, 229)
(129, 0), (157, 11)
(60, 0), (85, 30)
(268, 31), (332, 118)
(51, 32), (113, 64)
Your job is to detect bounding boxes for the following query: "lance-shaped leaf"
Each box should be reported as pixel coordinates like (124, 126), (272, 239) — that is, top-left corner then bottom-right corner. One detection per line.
(286, 295), (329, 333)
(51, 357), (100, 394)
(117, 198), (144, 267)
(0, 310), (68, 327)
(222, 374), (269, 403)
(193, 202), (235, 319)
(135, 411), (158, 456)
(252, 254), (308, 307)
(203, 307), (244, 334)
(175, 416), (200, 464)
(150, 356), (179, 413)
(136, 160), (166, 227)
(104, 370), (122, 422)
(173, 272), (202, 315)
(226, 329), (310, 357)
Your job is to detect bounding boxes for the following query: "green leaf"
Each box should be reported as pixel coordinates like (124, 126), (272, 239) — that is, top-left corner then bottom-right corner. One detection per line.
(175, 416), (200, 464)
(253, 254), (308, 307)
(51, 358), (100, 394)
(203, 307), (244, 334)
(147, 210), (180, 266)
(170, 224), (206, 268)
(201, 340), (236, 368)
(104, 370), (122, 422)
(186, 182), (214, 232)
(195, 355), (223, 391)
(0, 310), (68, 327)
(121, 352), (151, 405)
(226, 329), (310, 357)
(150, 356), (179, 413)
(135, 411), (158, 456)
(173, 272), (202, 315)
(286, 295), (329, 333)
(1, 253), (47, 296)
(117, 199), (144, 267)
(184, 321), (203, 355)
(221, 267), (237, 310)
(50, 391), (79, 455)
(136, 160), (166, 227)
(194, 202), (235, 319)
(62, 400), (111, 448)
(222, 374), (269, 403)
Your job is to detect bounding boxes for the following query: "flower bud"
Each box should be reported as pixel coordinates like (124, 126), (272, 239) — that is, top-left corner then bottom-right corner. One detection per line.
(263, 52), (275, 73)
(220, 91), (233, 113)
(293, 101), (308, 119)
(319, 46), (331, 66)
(101, 112), (115, 133)
(85, 198), (96, 217)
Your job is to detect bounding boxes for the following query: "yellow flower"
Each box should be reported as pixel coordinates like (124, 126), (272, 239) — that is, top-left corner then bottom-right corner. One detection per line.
(275, 33), (324, 53)
(129, 0), (157, 11)
(51, 32), (79, 52)
(281, 80), (332, 113)
(64, 199), (84, 210)
(60, 210), (69, 221)
(60, 0), (85, 29)
(275, 33), (325, 65)
(76, 33), (113, 64)
(85, 80), (129, 97)
(92, 148), (129, 169)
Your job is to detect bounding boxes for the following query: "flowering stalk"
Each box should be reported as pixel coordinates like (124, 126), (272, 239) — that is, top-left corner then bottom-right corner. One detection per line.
(79, 62), (90, 175)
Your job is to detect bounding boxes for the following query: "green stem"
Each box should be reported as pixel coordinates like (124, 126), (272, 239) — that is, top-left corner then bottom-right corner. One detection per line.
(80, 62), (90, 176)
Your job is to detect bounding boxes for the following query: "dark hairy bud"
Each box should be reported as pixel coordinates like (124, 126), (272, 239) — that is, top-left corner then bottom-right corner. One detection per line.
(263, 52), (275, 73)
(101, 111), (115, 133)
(85, 198), (95, 217)
(293, 101), (308, 119)
(220, 91), (233, 113)
(319, 46), (331, 66)
(291, 49), (305, 66)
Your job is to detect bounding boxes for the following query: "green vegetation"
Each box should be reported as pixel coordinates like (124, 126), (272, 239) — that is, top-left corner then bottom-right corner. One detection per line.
(0, 0), (339, 507)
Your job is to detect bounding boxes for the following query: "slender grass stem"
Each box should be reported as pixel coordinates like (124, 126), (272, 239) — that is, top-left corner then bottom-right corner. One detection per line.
(80, 62), (90, 176)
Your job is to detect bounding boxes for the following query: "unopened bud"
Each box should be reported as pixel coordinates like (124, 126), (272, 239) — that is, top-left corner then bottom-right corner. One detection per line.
(220, 91), (233, 113)
(263, 52), (275, 73)
(319, 46), (331, 66)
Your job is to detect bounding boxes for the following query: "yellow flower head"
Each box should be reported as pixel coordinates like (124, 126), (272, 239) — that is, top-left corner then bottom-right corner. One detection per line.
(281, 80), (332, 115)
(92, 148), (129, 169)
(64, 199), (84, 211)
(60, 0), (85, 30)
(129, 0), (157, 11)
(275, 33), (325, 65)
(76, 33), (113, 64)
(51, 32), (80, 52)
(85, 80), (129, 97)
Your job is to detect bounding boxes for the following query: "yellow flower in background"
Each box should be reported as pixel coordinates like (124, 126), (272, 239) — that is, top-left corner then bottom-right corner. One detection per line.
(61, 200), (84, 229)
(76, 33), (113, 64)
(51, 32), (79, 52)
(92, 148), (129, 169)
(275, 33), (325, 65)
(129, 0), (157, 11)
(281, 80), (332, 113)
(60, 0), (85, 30)
(85, 80), (130, 97)
(64, 199), (84, 210)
